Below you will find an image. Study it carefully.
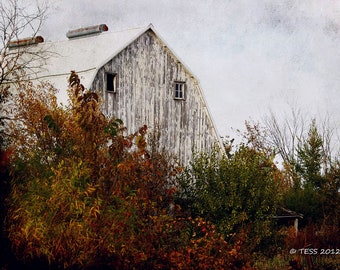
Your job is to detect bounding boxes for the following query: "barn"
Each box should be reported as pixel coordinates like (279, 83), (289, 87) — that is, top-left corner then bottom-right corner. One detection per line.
(12, 24), (222, 164)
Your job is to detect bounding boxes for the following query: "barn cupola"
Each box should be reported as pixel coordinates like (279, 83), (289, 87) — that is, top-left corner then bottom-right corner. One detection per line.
(66, 24), (108, 39)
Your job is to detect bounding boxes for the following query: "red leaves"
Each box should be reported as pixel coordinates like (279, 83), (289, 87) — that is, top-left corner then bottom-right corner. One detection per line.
(6, 72), (256, 269)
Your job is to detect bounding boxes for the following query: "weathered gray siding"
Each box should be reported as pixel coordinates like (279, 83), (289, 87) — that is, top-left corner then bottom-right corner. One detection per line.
(92, 30), (219, 164)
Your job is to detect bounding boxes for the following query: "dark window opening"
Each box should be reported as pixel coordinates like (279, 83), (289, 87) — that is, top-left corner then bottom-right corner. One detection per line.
(106, 73), (117, 93)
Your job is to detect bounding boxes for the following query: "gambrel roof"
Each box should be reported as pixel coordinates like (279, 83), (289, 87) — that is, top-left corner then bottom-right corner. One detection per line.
(37, 25), (154, 100)
(34, 24), (199, 104)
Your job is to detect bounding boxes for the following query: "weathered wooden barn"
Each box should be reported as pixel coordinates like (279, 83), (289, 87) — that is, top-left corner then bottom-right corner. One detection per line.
(15, 24), (222, 164)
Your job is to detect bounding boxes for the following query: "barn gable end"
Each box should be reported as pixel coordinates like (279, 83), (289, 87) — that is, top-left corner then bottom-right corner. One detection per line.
(11, 24), (222, 164)
(92, 29), (220, 163)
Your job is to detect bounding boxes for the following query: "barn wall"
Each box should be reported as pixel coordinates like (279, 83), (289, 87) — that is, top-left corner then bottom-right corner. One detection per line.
(92, 30), (219, 164)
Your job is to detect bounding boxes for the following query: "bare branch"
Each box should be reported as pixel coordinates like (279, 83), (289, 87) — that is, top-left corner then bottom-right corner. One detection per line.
(264, 106), (339, 175)
(0, 0), (48, 148)
(0, 0), (48, 84)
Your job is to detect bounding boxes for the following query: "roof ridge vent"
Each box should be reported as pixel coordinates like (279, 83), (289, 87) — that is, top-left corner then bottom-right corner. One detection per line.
(9, 36), (44, 49)
(66, 24), (109, 39)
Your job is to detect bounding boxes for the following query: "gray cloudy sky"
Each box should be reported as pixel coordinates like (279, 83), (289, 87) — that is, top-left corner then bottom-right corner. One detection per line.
(36, 0), (340, 138)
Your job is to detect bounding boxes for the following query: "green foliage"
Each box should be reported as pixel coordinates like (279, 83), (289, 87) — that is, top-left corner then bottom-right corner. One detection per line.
(296, 120), (324, 189)
(284, 185), (323, 225)
(5, 73), (254, 269)
(178, 139), (283, 253)
(8, 72), (338, 268)
(282, 120), (340, 227)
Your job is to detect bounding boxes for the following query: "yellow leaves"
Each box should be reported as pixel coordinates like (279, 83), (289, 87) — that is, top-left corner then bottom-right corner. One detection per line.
(84, 184), (97, 197)
(89, 205), (100, 218)
(71, 200), (85, 214)
(135, 134), (146, 151)
(32, 227), (43, 241)
(19, 219), (44, 243)
(87, 198), (102, 219)
(12, 207), (24, 221)
(68, 220), (84, 234)
(7, 72), (197, 268)
(21, 226), (30, 240)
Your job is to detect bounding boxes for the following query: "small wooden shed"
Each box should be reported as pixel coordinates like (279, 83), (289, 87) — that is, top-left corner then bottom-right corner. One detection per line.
(273, 207), (304, 236)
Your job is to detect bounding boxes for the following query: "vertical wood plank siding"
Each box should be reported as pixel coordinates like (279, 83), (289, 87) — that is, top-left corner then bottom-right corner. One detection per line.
(92, 30), (219, 164)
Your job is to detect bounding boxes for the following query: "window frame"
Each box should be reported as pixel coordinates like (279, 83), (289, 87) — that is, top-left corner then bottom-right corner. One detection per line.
(174, 81), (186, 100)
(106, 72), (118, 93)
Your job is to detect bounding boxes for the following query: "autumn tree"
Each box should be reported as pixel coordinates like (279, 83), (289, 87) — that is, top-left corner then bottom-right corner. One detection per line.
(0, 0), (48, 148)
(264, 110), (340, 250)
(264, 109), (336, 186)
(5, 73), (253, 269)
(283, 120), (340, 226)
(0, 1), (48, 267)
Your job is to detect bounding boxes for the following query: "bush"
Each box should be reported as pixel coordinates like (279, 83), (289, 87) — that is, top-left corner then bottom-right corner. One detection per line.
(177, 141), (283, 254)
(5, 73), (254, 269)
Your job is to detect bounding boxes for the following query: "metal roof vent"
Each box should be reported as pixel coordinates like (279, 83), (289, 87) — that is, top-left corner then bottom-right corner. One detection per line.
(66, 24), (109, 39)
(8, 36), (44, 49)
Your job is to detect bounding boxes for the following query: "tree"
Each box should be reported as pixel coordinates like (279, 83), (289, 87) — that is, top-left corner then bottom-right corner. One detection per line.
(5, 73), (253, 269)
(264, 109), (336, 187)
(0, 0), (47, 84)
(283, 121), (340, 226)
(0, 0), (47, 148)
(296, 120), (324, 189)
(177, 123), (283, 254)
(0, 2), (47, 267)
(265, 111), (340, 230)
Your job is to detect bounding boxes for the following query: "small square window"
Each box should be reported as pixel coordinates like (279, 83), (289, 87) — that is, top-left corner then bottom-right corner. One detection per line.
(174, 82), (185, 100)
(106, 73), (117, 93)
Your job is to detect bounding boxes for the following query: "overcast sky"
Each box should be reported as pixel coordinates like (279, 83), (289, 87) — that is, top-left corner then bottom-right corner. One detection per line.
(34, 0), (340, 140)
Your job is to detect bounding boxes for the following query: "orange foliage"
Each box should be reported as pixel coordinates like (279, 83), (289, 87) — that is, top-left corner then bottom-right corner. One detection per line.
(6, 73), (254, 269)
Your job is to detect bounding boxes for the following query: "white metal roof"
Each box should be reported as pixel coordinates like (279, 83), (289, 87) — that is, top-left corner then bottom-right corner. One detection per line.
(31, 24), (201, 104)
(31, 24), (152, 103)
